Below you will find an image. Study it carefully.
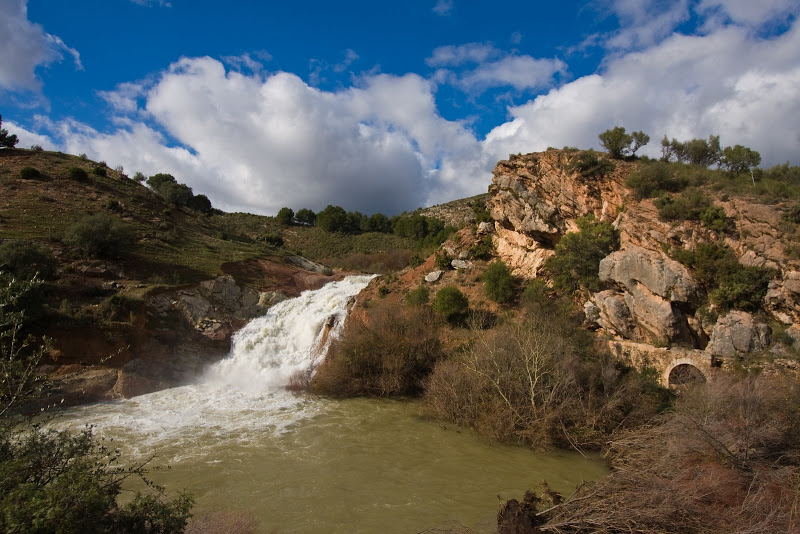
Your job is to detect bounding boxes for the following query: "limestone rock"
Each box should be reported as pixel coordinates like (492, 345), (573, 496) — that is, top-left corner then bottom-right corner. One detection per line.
(599, 245), (701, 304)
(477, 221), (494, 235)
(425, 270), (443, 283)
(707, 311), (771, 358)
(458, 251), (469, 260)
(451, 259), (474, 270)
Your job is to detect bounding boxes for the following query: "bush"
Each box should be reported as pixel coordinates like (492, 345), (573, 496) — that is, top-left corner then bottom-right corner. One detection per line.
(699, 205), (729, 232)
(432, 286), (468, 323)
(469, 235), (494, 260)
(0, 241), (57, 280)
(310, 303), (443, 397)
(424, 305), (667, 449)
(29, 144), (43, 152)
(569, 150), (615, 179)
(434, 250), (452, 270)
(625, 161), (689, 199)
(672, 242), (774, 311)
(406, 286), (429, 307)
(188, 194), (213, 214)
(598, 126), (649, 159)
(19, 167), (40, 180)
(482, 260), (514, 303)
(93, 166), (107, 177)
(67, 167), (89, 182)
(294, 208), (316, 226)
(262, 233), (284, 247)
(63, 214), (135, 259)
(544, 215), (619, 293)
(654, 189), (712, 221)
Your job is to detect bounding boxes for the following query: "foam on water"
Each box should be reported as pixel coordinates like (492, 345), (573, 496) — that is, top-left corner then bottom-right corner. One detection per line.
(58, 275), (374, 456)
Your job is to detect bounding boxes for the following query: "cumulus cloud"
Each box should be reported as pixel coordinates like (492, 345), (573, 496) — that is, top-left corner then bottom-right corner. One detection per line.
(36, 58), (483, 214)
(604, 0), (691, 50)
(0, 0), (82, 92)
(482, 22), (800, 167)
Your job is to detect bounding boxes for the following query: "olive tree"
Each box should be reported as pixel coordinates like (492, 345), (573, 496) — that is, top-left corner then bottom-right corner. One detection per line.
(598, 126), (649, 158)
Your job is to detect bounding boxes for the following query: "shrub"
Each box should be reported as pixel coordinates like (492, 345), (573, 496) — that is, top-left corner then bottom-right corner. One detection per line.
(263, 233), (284, 247)
(67, 167), (89, 182)
(625, 161), (688, 199)
(721, 144), (761, 174)
(132, 171), (146, 183)
(424, 305), (667, 449)
(406, 286), (429, 307)
(469, 235), (494, 260)
(672, 242), (774, 311)
(569, 150), (615, 179)
(699, 205), (729, 232)
(29, 144), (44, 152)
(63, 214), (135, 259)
(432, 286), (468, 323)
(93, 166), (107, 177)
(654, 189), (712, 221)
(408, 253), (423, 267)
(434, 250), (452, 270)
(782, 203), (800, 224)
(0, 115), (18, 148)
(544, 215), (619, 293)
(0, 241), (56, 279)
(377, 285), (390, 298)
(19, 167), (40, 180)
(188, 194), (213, 214)
(471, 198), (492, 224)
(310, 303), (443, 397)
(482, 260), (514, 303)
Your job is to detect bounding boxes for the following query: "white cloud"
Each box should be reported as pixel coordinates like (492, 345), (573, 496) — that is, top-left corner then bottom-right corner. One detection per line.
(3, 118), (59, 150)
(98, 81), (150, 113)
(432, 0), (453, 16)
(221, 52), (271, 73)
(32, 57), (483, 214)
(482, 22), (800, 167)
(0, 0), (82, 92)
(426, 43), (500, 67)
(427, 43), (565, 93)
(697, 0), (800, 27)
(604, 0), (691, 50)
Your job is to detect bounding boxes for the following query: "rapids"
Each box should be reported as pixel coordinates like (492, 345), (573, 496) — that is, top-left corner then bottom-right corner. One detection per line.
(56, 275), (608, 533)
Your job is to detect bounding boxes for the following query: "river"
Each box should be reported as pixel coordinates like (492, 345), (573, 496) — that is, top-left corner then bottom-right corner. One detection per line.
(55, 276), (608, 533)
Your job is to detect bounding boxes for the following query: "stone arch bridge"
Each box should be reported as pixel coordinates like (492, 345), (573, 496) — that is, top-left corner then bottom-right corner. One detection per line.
(605, 339), (719, 387)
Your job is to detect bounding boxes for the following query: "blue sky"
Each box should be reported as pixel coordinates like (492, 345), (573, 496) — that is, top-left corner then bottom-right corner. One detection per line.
(2, 0), (799, 215)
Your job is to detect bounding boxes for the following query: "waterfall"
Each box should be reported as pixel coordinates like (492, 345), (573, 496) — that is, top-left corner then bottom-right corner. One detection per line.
(58, 275), (374, 455)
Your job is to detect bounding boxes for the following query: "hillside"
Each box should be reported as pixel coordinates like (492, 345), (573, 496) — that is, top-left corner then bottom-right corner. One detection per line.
(0, 148), (422, 405)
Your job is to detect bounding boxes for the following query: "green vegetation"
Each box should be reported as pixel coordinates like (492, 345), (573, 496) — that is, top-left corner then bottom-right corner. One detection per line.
(598, 126), (649, 159)
(671, 242), (774, 311)
(67, 166), (89, 182)
(0, 276), (193, 533)
(310, 303), (443, 397)
(63, 214), (135, 259)
(0, 115), (18, 149)
(93, 165), (107, 177)
(568, 150), (615, 179)
(434, 250), (452, 270)
(0, 241), (56, 280)
(625, 160), (689, 199)
(405, 286), (429, 307)
(471, 198), (492, 223)
(432, 286), (468, 323)
(721, 144), (761, 174)
(468, 235), (494, 260)
(544, 215), (619, 293)
(425, 292), (668, 449)
(276, 207), (294, 226)
(482, 260), (514, 303)
(19, 167), (41, 180)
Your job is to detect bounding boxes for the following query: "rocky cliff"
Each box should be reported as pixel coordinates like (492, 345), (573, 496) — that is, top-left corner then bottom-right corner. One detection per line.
(488, 149), (800, 380)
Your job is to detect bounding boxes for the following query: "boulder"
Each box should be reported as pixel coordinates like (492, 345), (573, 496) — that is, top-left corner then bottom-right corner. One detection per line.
(477, 221), (494, 235)
(451, 259), (474, 270)
(707, 311), (771, 358)
(599, 245), (701, 304)
(425, 270), (443, 283)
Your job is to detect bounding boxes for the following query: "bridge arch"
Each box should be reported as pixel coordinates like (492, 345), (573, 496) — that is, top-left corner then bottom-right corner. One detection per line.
(663, 357), (711, 388)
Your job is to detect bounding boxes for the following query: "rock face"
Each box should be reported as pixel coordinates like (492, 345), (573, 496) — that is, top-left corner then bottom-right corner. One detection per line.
(707, 311), (771, 358)
(488, 149), (799, 364)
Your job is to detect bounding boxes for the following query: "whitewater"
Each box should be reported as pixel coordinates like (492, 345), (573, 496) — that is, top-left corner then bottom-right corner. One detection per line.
(58, 275), (375, 458)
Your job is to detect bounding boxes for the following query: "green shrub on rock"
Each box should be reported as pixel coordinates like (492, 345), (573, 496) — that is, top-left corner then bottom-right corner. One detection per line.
(483, 260), (514, 303)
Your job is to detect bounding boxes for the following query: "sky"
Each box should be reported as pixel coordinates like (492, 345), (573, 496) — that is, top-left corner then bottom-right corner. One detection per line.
(1, 0), (799, 215)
